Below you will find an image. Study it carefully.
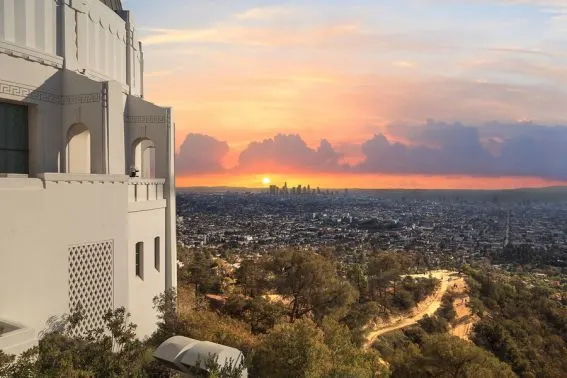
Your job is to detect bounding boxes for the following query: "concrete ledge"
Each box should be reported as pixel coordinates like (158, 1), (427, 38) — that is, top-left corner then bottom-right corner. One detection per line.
(0, 173), (132, 190)
(128, 178), (166, 185)
(0, 174), (29, 178)
(0, 176), (43, 190)
(0, 40), (64, 69)
(0, 319), (37, 355)
(38, 173), (130, 184)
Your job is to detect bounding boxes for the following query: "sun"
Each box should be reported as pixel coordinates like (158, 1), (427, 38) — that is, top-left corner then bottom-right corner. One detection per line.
(262, 177), (271, 185)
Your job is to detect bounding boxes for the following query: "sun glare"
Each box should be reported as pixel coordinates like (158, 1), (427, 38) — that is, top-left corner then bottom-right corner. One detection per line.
(262, 177), (271, 185)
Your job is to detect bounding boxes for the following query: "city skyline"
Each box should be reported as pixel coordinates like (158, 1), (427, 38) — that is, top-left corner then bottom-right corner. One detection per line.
(131, 0), (567, 189)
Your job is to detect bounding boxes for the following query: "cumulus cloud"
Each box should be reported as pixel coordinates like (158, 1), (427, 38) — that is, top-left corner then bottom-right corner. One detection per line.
(358, 126), (493, 176)
(176, 133), (229, 174)
(176, 122), (567, 180)
(361, 121), (567, 179)
(238, 134), (343, 172)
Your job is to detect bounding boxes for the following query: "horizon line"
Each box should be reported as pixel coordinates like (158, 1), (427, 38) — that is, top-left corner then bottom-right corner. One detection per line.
(176, 185), (567, 192)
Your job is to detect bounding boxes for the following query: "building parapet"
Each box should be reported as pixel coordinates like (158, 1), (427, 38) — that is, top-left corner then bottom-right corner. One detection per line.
(128, 178), (165, 202)
(38, 173), (130, 184)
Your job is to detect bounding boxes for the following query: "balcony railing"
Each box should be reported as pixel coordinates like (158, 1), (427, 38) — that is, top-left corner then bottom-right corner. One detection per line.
(128, 178), (165, 202)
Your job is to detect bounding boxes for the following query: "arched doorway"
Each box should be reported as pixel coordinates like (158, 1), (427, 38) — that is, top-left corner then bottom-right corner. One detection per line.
(131, 138), (155, 178)
(66, 123), (91, 174)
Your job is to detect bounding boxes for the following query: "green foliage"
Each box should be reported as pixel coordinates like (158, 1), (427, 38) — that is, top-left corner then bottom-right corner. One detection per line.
(321, 318), (384, 378)
(267, 249), (357, 322)
(222, 295), (286, 334)
(342, 301), (380, 331)
(235, 258), (269, 297)
(371, 329), (416, 361)
(346, 263), (369, 299)
(436, 294), (457, 322)
(401, 277), (439, 304)
(150, 289), (258, 356)
(366, 252), (437, 313)
(179, 248), (222, 294)
(252, 319), (332, 377)
(392, 289), (415, 311)
(467, 266), (567, 377)
(368, 252), (403, 307)
(417, 314), (449, 334)
(390, 334), (517, 378)
(1, 307), (172, 378)
(148, 288), (180, 346)
(341, 301), (381, 345)
(472, 321), (527, 375)
(189, 354), (246, 378)
(252, 318), (383, 378)
(0, 348), (38, 378)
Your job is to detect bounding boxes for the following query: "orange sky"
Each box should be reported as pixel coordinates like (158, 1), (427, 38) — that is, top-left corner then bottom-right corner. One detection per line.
(132, 1), (567, 189)
(177, 173), (567, 191)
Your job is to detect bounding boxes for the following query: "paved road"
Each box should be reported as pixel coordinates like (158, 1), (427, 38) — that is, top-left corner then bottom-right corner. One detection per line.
(364, 270), (453, 349)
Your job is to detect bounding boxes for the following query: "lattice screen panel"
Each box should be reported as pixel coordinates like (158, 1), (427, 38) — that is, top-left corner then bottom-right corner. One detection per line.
(68, 241), (114, 335)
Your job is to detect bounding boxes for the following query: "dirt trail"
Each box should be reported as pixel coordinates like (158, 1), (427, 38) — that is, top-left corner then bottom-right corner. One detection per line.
(448, 277), (478, 341)
(364, 270), (454, 349)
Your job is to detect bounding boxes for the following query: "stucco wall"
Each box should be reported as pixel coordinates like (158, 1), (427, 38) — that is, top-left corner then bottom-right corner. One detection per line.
(128, 205), (166, 338)
(0, 175), (130, 338)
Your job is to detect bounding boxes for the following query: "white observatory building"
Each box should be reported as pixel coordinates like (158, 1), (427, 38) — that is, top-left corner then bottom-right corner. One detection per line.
(0, 0), (177, 354)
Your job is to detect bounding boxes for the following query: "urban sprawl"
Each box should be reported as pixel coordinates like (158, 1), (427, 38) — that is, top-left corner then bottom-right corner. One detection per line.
(177, 187), (567, 267)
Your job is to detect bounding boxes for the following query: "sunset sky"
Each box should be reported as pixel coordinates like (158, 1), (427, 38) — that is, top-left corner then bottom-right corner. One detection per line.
(128, 0), (567, 189)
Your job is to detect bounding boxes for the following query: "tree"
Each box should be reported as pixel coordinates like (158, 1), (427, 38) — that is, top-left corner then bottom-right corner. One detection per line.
(235, 258), (268, 297)
(252, 319), (332, 377)
(268, 250), (356, 322)
(401, 277), (439, 303)
(186, 250), (218, 294)
(390, 334), (516, 378)
(342, 301), (380, 331)
(392, 289), (416, 311)
(148, 288), (180, 346)
(367, 252), (403, 310)
(321, 318), (384, 378)
(346, 263), (369, 301)
(222, 295), (286, 334)
(437, 297), (457, 322)
(417, 314), (449, 334)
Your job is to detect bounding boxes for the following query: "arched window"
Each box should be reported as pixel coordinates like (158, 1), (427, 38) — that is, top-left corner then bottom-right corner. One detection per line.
(131, 138), (155, 178)
(66, 123), (91, 174)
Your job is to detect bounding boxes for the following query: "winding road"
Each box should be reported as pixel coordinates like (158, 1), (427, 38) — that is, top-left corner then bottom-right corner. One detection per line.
(364, 270), (454, 349)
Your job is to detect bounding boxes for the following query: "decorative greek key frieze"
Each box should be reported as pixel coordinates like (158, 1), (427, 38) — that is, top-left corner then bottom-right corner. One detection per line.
(0, 81), (61, 104)
(0, 80), (102, 105)
(62, 93), (102, 105)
